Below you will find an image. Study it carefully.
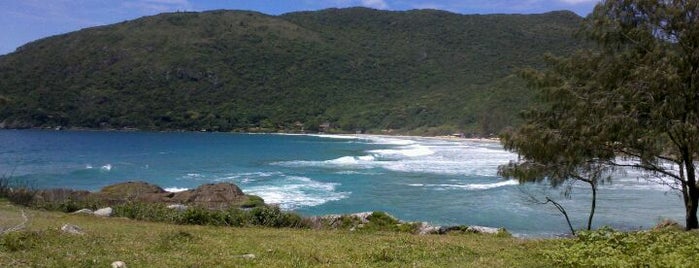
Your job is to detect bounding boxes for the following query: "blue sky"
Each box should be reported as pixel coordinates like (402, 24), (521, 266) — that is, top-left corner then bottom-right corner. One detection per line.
(0, 0), (599, 55)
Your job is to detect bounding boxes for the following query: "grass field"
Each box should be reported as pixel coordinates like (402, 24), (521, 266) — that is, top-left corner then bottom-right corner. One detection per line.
(3, 199), (699, 267)
(0, 199), (555, 267)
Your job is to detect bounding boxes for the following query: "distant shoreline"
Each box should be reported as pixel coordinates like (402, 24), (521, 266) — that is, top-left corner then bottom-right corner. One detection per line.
(2, 127), (502, 143)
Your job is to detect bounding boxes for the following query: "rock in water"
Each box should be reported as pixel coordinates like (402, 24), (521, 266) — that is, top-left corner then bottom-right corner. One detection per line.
(111, 261), (127, 268)
(61, 224), (84, 235)
(94, 207), (113, 217)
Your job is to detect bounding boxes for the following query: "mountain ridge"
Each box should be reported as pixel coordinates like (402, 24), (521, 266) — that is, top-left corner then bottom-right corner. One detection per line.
(0, 8), (583, 135)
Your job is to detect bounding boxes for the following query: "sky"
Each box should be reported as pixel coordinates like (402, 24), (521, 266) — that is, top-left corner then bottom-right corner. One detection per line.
(0, 0), (600, 55)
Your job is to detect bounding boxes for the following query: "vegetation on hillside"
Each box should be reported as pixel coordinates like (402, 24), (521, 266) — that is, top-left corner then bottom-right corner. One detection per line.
(0, 8), (582, 135)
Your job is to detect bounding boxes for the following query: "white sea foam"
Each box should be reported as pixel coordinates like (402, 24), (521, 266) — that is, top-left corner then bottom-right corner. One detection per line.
(274, 136), (518, 176)
(85, 164), (93, 169)
(164, 187), (189, 192)
(334, 170), (383, 175)
(369, 144), (434, 157)
(242, 176), (349, 210)
(408, 180), (518, 190)
(219, 171), (284, 182)
(276, 156), (378, 169)
(306, 134), (363, 140)
(100, 164), (112, 171)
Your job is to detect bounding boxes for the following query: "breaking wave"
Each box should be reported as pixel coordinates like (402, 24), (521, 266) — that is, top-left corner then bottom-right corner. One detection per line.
(408, 180), (519, 191)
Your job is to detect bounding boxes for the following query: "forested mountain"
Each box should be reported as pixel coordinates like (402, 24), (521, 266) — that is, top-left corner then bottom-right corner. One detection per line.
(0, 8), (582, 135)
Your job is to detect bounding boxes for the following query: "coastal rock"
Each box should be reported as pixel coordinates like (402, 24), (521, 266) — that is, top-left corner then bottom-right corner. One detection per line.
(467, 225), (501, 234)
(417, 222), (442, 235)
(172, 183), (247, 209)
(61, 224), (84, 235)
(94, 207), (113, 217)
(99, 181), (166, 202)
(34, 188), (91, 204)
(72, 208), (93, 215)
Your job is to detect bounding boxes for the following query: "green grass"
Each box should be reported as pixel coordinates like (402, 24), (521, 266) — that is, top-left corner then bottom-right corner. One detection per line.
(0, 199), (553, 267)
(3, 199), (699, 267)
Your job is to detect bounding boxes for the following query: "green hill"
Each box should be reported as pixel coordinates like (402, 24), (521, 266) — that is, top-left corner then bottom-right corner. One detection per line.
(0, 8), (582, 135)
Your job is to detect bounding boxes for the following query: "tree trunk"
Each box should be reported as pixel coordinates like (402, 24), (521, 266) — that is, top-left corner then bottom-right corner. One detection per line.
(683, 159), (698, 230)
(688, 191), (699, 230)
(586, 180), (596, 231)
(545, 197), (576, 236)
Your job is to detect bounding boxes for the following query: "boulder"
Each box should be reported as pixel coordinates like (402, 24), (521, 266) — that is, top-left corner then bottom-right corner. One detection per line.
(172, 183), (247, 209)
(98, 181), (166, 202)
(61, 224), (84, 235)
(94, 207), (113, 217)
(34, 188), (92, 204)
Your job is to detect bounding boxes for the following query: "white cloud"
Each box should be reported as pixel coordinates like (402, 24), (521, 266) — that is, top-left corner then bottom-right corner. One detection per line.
(558, 0), (598, 4)
(361, 0), (389, 9)
(122, 0), (192, 13)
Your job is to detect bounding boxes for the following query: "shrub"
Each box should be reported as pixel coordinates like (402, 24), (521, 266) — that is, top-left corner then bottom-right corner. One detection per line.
(113, 202), (180, 222)
(0, 177), (37, 207)
(249, 206), (308, 228)
(0, 231), (43, 252)
(546, 227), (699, 267)
(240, 195), (265, 208)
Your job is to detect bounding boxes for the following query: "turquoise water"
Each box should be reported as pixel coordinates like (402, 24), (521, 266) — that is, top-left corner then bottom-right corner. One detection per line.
(0, 130), (684, 236)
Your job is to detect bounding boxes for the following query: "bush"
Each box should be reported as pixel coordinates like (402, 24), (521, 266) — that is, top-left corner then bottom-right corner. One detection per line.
(0, 177), (37, 207)
(0, 231), (43, 252)
(363, 211), (420, 233)
(110, 202), (309, 228)
(249, 206), (308, 228)
(240, 195), (265, 208)
(546, 227), (699, 267)
(113, 202), (180, 222)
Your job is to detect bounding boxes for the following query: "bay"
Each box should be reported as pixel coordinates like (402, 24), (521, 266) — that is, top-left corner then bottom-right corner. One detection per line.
(0, 130), (684, 236)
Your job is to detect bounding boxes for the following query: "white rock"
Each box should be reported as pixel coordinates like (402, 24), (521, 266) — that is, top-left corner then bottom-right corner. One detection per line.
(417, 222), (442, 235)
(467, 225), (500, 234)
(167, 204), (188, 211)
(94, 207), (113, 217)
(111, 261), (127, 268)
(61, 224), (84, 235)
(239, 253), (256, 259)
(72, 208), (93, 215)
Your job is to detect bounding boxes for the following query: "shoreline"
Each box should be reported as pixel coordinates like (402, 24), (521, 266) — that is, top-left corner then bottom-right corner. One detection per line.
(2, 127), (502, 143)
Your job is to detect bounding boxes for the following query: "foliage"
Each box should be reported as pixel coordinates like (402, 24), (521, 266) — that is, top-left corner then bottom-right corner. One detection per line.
(546, 227), (699, 267)
(111, 202), (310, 228)
(240, 194), (265, 208)
(498, 53), (615, 232)
(501, 0), (699, 230)
(0, 230), (45, 252)
(0, 177), (37, 207)
(0, 8), (582, 136)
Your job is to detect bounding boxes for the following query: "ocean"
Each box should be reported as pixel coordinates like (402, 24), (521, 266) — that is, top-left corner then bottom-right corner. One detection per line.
(0, 130), (684, 236)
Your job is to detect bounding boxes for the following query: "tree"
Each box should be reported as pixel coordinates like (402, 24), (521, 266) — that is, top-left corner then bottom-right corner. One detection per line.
(498, 72), (615, 232)
(502, 0), (699, 230)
